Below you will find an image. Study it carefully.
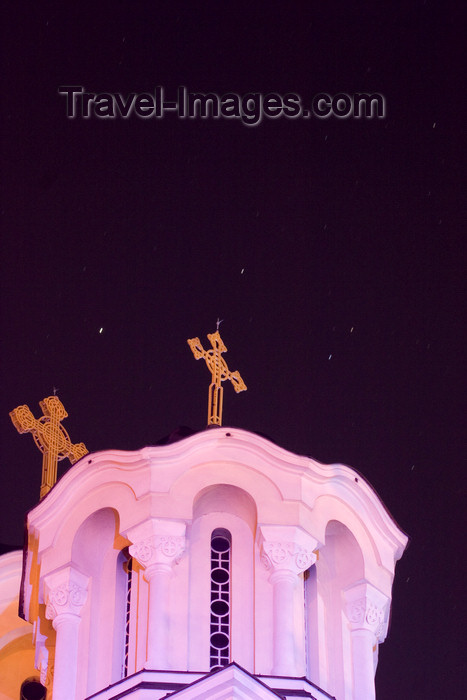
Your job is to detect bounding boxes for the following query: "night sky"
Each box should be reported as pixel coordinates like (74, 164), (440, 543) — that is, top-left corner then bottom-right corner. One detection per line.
(0, 3), (463, 699)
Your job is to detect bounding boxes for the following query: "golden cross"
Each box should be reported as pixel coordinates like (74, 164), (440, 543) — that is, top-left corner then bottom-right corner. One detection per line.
(187, 330), (247, 426)
(9, 396), (88, 499)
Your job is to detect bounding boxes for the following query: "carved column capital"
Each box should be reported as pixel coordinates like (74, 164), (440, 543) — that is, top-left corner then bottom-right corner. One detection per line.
(344, 582), (389, 642)
(44, 566), (89, 622)
(259, 525), (318, 577)
(261, 540), (316, 577)
(125, 518), (186, 669)
(126, 518), (186, 577)
(129, 533), (185, 570)
(258, 525), (318, 676)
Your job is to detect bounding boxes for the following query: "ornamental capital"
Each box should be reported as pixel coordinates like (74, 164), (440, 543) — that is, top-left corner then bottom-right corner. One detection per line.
(344, 581), (390, 641)
(126, 518), (186, 574)
(259, 525), (319, 577)
(44, 565), (89, 621)
(129, 533), (186, 571)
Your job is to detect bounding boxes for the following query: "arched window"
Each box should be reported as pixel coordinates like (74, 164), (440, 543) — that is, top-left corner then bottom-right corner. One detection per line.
(189, 486), (256, 672)
(210, 528), (231, 671)
(20, 678), (46, 700)
(71, 507), (121, 695)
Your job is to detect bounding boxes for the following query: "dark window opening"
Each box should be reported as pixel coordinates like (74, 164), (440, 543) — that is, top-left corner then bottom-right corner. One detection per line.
(123, 554), (133, 678)
(209, 528), (231, 671)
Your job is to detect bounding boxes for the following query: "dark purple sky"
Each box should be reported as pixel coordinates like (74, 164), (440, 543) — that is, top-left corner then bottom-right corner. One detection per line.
(1, 4), (463, 699)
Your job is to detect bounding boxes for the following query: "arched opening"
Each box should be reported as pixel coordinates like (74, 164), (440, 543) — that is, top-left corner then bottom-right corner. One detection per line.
(188, 485), (257, 672)
(307, 520), (364, 699)
(192, 485), (257, 532)
(71, 508), (121, 696)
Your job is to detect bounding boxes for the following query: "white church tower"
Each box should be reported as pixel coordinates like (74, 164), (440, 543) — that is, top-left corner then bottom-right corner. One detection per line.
(17, 425), (407, 700)
(1, 332), (407, 699)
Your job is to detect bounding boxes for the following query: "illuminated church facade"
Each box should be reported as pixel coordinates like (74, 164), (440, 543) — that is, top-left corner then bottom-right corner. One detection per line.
(0, 425), (407, 700)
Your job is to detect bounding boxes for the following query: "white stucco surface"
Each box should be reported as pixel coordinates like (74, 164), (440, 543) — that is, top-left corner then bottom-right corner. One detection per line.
(17, 427), (407, 700)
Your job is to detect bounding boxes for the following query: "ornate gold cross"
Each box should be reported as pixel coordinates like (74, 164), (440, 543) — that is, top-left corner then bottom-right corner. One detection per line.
(9, 396), (88, 499)
(187, 330), (247, 426)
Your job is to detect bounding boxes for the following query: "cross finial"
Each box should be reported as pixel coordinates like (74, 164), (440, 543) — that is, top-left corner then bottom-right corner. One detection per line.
(187, 330), (247, 426)
(9, 396), (88, 499)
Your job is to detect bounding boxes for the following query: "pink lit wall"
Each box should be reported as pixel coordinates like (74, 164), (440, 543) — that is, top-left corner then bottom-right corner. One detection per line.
(20, 428), (407, 700)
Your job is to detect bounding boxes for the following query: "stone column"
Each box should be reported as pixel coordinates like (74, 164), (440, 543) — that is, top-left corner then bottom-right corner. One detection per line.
(344, 582), (389, 700)
(127, 518), (186, 670)
(260, 526), (318, 676)
(44, 566), (89, 700)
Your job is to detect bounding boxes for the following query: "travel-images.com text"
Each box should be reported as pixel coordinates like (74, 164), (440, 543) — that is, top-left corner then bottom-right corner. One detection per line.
(59, 86), (386, 125)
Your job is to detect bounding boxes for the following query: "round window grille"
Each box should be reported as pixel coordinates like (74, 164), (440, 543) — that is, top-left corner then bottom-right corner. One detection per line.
(210, 529), (231, 671)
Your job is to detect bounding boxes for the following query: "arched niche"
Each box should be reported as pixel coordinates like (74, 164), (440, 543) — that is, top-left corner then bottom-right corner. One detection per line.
(192, 484), (257, 533)
(70, 508), (128, 697)
(188, 485), (257, 673)
(35, 481), (137, 574)
(71, 508), (119, 575)
(167, 459), (283, 524)
(319, 520), (365, 586)
(306, 520), (365, 699)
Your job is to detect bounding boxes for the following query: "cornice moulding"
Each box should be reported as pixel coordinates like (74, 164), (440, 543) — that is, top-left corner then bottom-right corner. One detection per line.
(26, 427), (408, 569)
